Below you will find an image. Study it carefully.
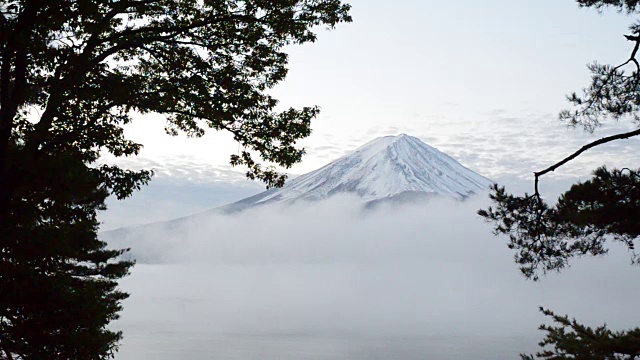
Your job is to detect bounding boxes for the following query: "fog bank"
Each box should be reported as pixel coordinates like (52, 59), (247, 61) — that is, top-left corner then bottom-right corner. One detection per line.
(111, 195), (639, 359)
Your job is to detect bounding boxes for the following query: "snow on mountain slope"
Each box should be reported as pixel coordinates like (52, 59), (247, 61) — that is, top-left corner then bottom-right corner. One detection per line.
(101, 134), (492, 259)
(242, 134), (492, 206)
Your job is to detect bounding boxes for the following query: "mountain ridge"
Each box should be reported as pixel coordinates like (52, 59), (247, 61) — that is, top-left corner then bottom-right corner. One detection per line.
(228, 133), (492, 209)
(102, 134), (492, 261)
(104, 134), (492, 232)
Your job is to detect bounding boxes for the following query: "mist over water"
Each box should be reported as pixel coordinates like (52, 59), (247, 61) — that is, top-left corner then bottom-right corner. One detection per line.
(111, 195), (640, 359)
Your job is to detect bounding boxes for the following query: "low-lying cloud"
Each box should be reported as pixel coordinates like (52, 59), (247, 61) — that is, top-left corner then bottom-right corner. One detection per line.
(110, 195), (640, 360)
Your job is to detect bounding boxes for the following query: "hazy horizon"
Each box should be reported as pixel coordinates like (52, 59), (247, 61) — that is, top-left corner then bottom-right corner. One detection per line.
(97, 1), (640, 359)
(109, 195), (640, 359)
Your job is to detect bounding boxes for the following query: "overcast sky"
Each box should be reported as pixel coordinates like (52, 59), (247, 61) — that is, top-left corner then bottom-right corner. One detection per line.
(103, 4), (640, 357)
(101, 0), (640, 228)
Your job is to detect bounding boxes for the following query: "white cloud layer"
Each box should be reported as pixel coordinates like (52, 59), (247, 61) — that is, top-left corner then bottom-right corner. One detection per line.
(111, 195), (640, 359)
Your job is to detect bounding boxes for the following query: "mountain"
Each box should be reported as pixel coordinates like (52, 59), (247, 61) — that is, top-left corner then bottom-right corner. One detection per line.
(222, 134), (492, 211)
(102, 134), (492, 262)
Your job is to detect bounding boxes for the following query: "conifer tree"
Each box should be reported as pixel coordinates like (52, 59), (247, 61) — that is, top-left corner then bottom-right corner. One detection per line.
(479, 0), (640, 357)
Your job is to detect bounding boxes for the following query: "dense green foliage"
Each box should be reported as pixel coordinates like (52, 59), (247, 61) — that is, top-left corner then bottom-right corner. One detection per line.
(479, 0), (640, 358)
(0, 1), (351, 358)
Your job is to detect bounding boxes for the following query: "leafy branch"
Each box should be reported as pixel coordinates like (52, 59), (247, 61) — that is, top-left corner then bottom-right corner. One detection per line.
(521, 307), (640, 360)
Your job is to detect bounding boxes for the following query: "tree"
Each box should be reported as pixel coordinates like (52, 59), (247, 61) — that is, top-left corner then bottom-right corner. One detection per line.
(478, 1), (640, 358)
(0, 1), (351, 358)
(520, 308), (640, 360)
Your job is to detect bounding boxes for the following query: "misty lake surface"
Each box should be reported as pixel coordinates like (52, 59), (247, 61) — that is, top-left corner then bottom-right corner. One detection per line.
(116, 327), (536, 359)
(110, 199), (640, 359)
(113, 262), (542, 360)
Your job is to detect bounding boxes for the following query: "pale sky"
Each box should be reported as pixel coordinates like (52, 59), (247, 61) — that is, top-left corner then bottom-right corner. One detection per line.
(101, 0), (640, 228)
(100, 4), (640, 355)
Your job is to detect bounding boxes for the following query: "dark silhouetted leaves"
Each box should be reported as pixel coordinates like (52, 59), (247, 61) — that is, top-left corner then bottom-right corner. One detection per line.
(0, 1), (351, 358)
(478, 168), (640, 280)
(479, 1), (640, 358)
(520, 308), (640, 360)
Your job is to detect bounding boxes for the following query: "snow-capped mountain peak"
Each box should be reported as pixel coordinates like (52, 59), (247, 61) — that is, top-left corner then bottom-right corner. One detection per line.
(101, 134), (493, 250)
(246, 134), (492, 205)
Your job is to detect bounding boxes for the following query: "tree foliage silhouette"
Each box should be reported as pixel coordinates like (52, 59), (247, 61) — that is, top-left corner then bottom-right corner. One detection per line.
(0, 1), (351, 358)
(479, 0), (640, 358)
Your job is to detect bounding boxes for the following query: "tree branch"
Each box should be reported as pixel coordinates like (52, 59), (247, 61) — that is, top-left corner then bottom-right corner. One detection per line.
(534, 128), (640, 195)
(98, 13), (260, 46)
(571, 33), (640, 126)
(536, 35), (640, 196)
(81, 0), (162, 60)
(28, 13), (259, 151)
(615, 34), (640, 71)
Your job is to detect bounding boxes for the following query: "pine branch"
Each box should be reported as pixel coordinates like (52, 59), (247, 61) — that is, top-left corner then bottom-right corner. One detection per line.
(534, 127), (640, 196)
